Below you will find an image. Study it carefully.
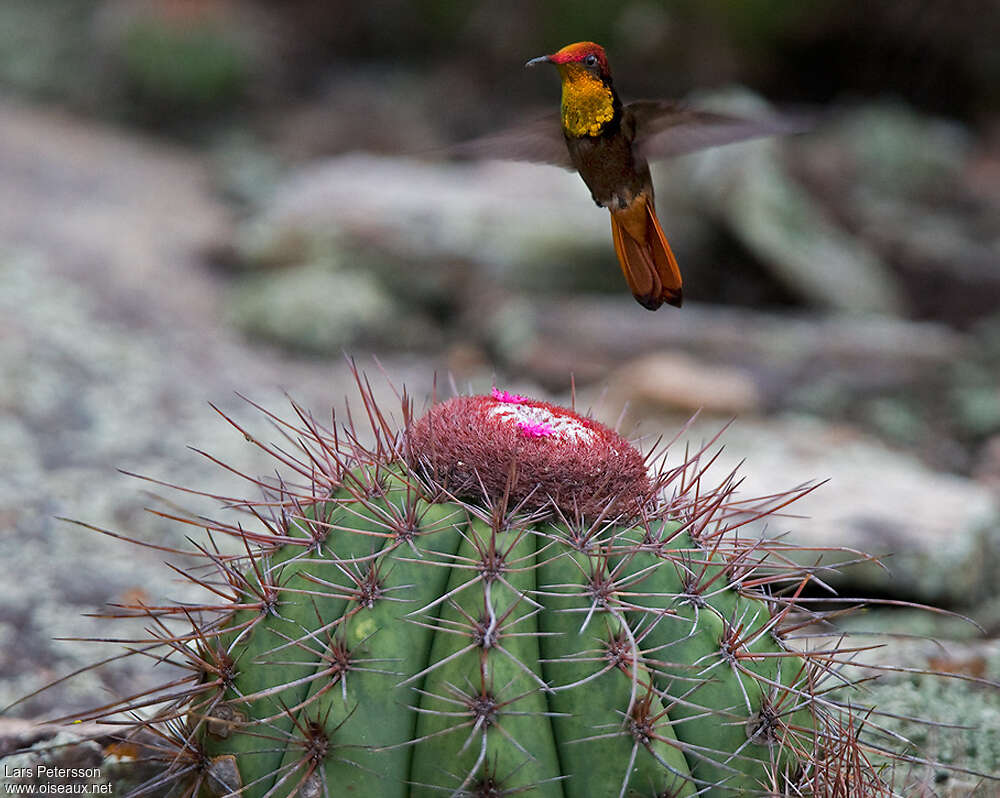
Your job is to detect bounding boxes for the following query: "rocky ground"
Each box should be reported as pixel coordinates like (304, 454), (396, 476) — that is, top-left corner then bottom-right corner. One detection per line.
(0, 96), (998, 792)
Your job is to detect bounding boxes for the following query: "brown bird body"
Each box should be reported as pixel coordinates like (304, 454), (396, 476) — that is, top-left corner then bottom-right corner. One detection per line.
(564, 105), (680, 310)
(466, 41), (796, 310)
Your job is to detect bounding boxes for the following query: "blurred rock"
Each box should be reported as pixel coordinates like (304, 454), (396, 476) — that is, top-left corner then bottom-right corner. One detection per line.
(269, 69), (441, 161)
(90, 0), (284, 131)
(974, 435), (1000, 495)
(115, 8), (250, 113)
(496, 295), (965, 397)
(797, 102), (1000, 324)
(667, 91), (906, 315)
(951, 383), (1000, 439)
(642, 415), (1000, 606)
(0, 0), (276, 132)
(0, 1), (99, 106)
(856, 195), (1000, 322)
(226, 261), (435, 354)
(0, 100), (233, 322)
(232, 151), (647, 353)
(836, 607), (986, 644)
(208, 128), (286, 211)
(604, 352), (762, 418)
(834, 104), (971, 197)
(236, 153), (615, 294)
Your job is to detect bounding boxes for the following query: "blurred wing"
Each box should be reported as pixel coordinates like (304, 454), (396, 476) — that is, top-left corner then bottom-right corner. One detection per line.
(450, 111), (573, 169)
(627, 101), (804, 161)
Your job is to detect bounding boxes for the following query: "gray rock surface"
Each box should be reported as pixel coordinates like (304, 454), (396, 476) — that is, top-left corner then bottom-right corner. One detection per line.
(670, 92), (906, 315)
(237, 153), (608, 279)
(822, 619), (1000, 792)
(633, 415), (1000, 605)
(495, 294), (966, 395)
(226, 261), (399, 353)
(795, 102), (1000, 322)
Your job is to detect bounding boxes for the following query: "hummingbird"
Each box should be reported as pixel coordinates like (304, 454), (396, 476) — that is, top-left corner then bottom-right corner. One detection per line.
(466, 41), (795, 310)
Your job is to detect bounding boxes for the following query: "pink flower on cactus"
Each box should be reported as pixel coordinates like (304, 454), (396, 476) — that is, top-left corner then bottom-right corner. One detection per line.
(407, 392), (651, 519)
(516, 421), (554, 438)
(490, 387), (529, 404)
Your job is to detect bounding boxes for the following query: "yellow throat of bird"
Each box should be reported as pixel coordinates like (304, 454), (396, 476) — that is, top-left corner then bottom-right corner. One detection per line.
(558, 67), (615, 138)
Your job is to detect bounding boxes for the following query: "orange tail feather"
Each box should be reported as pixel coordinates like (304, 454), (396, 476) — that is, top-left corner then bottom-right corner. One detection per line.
(610, 198), (683, 310)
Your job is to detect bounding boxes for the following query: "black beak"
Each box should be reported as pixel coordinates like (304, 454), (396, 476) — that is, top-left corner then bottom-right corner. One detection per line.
(525, 55), (552, 68)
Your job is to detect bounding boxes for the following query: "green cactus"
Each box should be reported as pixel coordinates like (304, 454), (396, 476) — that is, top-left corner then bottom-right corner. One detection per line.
(49, 382), (909, 796)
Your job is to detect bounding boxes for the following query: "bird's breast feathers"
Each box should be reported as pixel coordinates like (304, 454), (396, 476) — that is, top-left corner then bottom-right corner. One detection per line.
(559, 71), (616, 137)
(566, 131), (648, 210)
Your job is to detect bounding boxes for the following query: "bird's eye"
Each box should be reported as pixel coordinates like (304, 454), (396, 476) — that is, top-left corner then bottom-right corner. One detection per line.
(584, 54), (599, 67)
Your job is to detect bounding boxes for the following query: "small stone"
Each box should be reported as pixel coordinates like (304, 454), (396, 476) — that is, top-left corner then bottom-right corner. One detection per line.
(606, 352), (762, 417)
